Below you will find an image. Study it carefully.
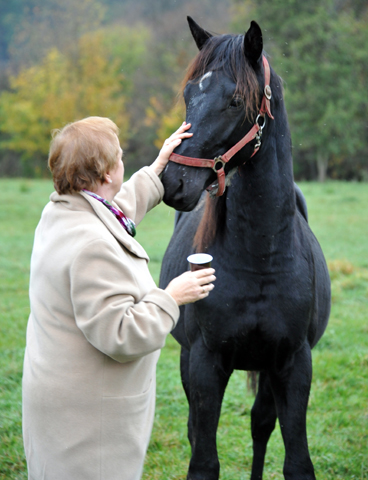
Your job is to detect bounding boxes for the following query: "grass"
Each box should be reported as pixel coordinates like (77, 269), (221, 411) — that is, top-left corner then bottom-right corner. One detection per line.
(0, 179), (367, 479)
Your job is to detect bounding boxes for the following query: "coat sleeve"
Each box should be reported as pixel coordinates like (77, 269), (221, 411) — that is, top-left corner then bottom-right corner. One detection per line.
(70, 238), (179, 363)
(113, 167), (164, 225)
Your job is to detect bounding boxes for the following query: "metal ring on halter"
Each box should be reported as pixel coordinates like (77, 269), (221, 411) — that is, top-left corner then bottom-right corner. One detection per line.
(264, 85), (272, 100)
(256, 114), (266, 131)
(213, 156), (226, 172)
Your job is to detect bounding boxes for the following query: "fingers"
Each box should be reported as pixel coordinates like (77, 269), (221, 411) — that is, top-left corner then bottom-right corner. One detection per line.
(193, 267), (215, 276)
(164, 133), (192, 147)
(192, 268), (215, 279)
(199, 282), (215, 298)
(175, 121), (192, 134)
(191, 268), (216, 297)
(190, 269), (216, 286)
(165, 122), (192, 145)
(200, 276), (216, 287)
(165, 268), (215, 306)
(163, 138), (183, 150)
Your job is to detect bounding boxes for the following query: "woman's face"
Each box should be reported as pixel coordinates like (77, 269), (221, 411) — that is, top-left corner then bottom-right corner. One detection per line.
(109, 137), (125, 195)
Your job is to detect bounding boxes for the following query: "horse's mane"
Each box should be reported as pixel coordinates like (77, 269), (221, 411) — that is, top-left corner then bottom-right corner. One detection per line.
(186, 34), (259, 252)
(193, 195), (225, 253)
(181, 34), (260, 122)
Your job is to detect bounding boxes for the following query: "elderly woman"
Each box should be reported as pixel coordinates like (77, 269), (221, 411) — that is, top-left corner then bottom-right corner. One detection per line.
(22, 116), (215, 480)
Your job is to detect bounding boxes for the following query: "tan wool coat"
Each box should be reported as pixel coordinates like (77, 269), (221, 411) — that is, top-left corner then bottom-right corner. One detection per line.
(22, 167), (180, 480)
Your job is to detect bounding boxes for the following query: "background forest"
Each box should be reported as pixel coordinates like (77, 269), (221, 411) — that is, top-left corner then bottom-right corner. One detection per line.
(0, 0), (367, 181)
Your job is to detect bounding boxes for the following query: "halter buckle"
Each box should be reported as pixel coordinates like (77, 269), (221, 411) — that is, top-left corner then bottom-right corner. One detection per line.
(264, 85), (272, 100)
(213, 156), (226, 172)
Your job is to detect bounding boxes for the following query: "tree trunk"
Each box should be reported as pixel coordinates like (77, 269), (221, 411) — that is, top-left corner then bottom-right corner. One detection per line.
(316, 154), (328, 182)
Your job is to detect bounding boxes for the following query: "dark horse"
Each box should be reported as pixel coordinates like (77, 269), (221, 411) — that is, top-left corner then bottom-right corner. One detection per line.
(159, 17), (331, 480)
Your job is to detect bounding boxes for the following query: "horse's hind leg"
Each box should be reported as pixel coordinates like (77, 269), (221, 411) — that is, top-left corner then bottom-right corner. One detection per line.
(186, 338), (232, 480)
(270, 342), (315, 480)
(250, 372), (277, 480)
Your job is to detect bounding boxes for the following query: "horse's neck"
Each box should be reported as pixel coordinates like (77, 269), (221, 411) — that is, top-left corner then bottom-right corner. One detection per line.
(223, 142), (296, 265)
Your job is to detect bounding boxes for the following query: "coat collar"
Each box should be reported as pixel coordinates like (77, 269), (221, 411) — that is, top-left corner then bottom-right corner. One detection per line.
(50, 191), (149, 260)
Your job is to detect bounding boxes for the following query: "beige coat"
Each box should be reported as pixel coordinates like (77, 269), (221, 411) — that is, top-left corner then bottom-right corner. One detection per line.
(22, 167), (180, 480)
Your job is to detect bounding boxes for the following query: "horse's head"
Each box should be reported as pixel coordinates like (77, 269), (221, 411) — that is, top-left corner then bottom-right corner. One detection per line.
(161, 18), (270, 211)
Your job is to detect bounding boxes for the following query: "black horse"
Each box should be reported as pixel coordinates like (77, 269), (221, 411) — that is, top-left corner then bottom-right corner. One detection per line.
(159, 18), (331, 480)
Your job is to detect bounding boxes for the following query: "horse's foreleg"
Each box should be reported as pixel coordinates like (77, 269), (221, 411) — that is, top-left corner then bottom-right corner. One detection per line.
(250, 372), (277, 480)
(270, 342), (315, 480)
(187, 338), (231, 480)
(180, 346), (194, 446)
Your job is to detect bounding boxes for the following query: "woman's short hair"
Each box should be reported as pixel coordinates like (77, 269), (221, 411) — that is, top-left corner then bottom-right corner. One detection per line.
(48, 116), (121, 194)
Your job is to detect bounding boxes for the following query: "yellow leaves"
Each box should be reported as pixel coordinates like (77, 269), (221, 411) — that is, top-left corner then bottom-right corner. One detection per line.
(146, 97), (185, 149)
(145, 97), (164, 128)
(0, 31), (130, 167)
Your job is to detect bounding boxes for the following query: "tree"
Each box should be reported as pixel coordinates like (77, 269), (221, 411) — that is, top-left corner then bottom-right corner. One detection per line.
(145, 96), (185, 149)
(0, 31), (130, 175)
(231, 0), (368, 181)
(0, 0), (233, 175)
(8, 0), (105, 69)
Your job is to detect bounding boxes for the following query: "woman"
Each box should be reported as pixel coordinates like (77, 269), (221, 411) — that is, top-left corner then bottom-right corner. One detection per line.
(22, 116), (215, 480)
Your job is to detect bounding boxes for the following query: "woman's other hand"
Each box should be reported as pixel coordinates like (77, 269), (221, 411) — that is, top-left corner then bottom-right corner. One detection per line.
(150, 122), (193, 176)
(165, 268), (216, 306)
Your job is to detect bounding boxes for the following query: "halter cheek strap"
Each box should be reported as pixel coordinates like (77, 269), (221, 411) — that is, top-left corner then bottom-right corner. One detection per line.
(169, 55), (274, 197)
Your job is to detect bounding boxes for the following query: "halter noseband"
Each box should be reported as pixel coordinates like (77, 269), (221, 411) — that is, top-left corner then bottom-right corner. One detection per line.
(169, 55), (274, 197)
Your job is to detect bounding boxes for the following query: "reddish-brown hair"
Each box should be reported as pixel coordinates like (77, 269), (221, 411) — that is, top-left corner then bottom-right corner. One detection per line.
(193, 195), (219, 252)
(48, 116), (120, 194)
(193, 194), (228, 253)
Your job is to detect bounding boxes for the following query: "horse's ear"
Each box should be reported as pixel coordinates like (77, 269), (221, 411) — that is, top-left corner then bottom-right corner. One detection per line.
(244, 21), (263, 68)
(187, 16), (213, 51)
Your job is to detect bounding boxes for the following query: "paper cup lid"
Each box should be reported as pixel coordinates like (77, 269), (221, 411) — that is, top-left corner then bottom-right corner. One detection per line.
(187, 253), (213, 264)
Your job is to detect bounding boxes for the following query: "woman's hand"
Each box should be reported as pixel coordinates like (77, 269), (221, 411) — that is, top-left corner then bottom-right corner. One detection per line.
(165, 268), (216, 306)
(150, 122), (193, 176)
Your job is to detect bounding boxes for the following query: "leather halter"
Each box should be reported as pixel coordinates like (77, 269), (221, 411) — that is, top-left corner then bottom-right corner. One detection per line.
(169, 56), (274, 196)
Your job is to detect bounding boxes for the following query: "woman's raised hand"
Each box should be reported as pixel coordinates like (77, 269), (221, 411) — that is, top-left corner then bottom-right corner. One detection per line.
(150, 122), (193, 176)
(165, 268), (216, 306)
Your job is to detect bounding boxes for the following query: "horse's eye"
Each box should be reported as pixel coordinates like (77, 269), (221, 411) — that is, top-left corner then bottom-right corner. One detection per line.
(228, 96), (243, 109)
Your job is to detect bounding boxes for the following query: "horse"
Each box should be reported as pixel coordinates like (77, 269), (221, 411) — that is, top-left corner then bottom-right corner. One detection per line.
(159, 17), (331, 480)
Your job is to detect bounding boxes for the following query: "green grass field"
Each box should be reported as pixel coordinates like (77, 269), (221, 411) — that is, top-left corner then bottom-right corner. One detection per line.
(0, 179), (367, 479)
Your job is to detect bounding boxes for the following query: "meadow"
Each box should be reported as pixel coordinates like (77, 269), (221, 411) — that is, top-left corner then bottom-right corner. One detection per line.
(0, 179), (367, 479)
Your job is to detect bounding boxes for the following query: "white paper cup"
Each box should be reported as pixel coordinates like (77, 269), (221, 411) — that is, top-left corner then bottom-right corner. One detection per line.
(187, 253), (213, 271)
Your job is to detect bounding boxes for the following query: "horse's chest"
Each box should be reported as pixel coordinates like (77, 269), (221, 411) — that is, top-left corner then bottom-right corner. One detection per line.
(194, 269), (313, 355)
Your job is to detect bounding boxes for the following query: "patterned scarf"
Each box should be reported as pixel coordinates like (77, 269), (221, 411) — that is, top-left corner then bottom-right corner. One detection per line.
(82, 189), (136, 237)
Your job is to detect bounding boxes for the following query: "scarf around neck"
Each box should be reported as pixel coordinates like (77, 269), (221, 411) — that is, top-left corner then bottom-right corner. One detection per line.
(82, 189), (136, 237)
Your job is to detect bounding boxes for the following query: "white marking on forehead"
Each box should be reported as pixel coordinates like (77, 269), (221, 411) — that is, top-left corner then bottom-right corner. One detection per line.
(199, 71), (212, 91)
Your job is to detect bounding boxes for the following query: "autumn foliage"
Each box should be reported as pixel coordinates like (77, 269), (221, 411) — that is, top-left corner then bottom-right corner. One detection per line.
(0, 0), (367, 180)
